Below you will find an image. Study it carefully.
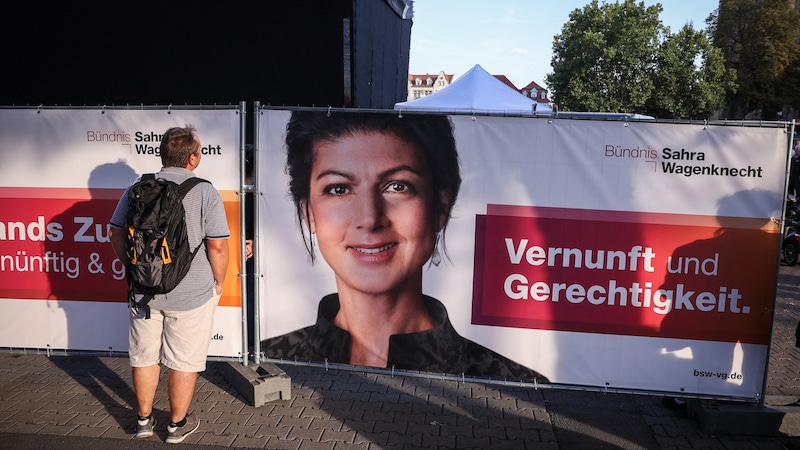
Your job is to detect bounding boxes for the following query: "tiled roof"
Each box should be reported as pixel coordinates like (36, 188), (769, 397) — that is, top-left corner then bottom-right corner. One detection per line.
(520, 80), (547, 91)
(493, 75), (518, 91)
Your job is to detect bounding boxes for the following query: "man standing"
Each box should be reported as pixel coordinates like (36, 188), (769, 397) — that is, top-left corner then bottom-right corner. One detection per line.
(109, 125), (230, 444)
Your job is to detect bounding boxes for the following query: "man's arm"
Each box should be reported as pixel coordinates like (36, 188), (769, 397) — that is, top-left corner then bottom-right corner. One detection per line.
(207, 238), (229, 295)
(109, 226), (130, 265)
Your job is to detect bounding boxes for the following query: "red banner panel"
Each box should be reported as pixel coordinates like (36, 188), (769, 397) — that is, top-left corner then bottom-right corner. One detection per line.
(472, 206), (778, 345)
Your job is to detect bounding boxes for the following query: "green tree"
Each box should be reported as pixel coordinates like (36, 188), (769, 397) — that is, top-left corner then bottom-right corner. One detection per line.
(646, 25), (734, 119)
(546, 0), (733, 119)
(547, 0), (664, 113)
(712, 0), (800, 119)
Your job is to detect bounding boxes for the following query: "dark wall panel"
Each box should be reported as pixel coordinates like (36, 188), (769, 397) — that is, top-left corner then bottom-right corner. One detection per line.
(1, 2), (399, 108)
(351, 0), (411, 109)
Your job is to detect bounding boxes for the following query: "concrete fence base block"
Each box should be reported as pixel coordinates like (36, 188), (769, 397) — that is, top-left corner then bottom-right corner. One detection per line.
(691, 397), (800, 437)
(219, 361), (292, 407)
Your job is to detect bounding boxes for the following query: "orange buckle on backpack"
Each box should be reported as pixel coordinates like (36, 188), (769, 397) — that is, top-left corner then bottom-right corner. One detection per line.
(161, 240), (173, 264)
(128, 227), (138, 264)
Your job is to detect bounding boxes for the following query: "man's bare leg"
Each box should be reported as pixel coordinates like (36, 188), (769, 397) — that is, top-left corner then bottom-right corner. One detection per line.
(167, 369), (197, 423)
(132, 364), (160, 417)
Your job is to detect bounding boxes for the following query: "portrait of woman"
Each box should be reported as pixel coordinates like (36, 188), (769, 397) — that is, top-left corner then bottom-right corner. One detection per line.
(262, 110), (548, 383)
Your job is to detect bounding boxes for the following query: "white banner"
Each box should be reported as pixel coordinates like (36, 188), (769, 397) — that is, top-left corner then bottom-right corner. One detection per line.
(0, 107), (244, 357)
(257, 109), (787, 399)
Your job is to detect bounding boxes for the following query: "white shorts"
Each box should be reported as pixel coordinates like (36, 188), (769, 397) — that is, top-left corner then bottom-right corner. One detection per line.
(128, 290), (220, 372)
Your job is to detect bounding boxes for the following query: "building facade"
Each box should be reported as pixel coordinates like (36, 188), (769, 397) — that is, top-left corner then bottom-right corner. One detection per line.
(407, 71), (454, 101)
(519, 81), (552, 105)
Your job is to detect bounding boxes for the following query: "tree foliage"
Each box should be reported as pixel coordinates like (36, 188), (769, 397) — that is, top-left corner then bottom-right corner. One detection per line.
(712, 0), (800, 119)
(546, 0), (733, 119)
(646, 25), (734, 119)
(547, 0), (663, 113)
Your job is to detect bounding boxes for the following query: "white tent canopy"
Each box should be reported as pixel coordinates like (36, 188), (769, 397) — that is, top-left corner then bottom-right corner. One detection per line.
(395, 64), (553, 115)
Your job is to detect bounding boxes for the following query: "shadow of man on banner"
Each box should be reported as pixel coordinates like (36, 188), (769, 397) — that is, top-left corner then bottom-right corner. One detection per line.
(45, 160), (142, 432)
(659, 189), (781, 397)
(43, 161), (137, 352)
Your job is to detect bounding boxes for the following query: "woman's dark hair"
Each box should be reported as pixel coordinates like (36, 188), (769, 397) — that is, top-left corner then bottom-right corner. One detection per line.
(285, 110), (462, 263)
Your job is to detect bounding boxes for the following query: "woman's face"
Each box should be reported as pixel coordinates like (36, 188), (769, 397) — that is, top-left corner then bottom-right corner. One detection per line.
(307, 131), (443, 298)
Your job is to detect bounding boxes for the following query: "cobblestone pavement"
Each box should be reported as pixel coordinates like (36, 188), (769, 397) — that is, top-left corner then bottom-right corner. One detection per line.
(1, 264), (800, 449)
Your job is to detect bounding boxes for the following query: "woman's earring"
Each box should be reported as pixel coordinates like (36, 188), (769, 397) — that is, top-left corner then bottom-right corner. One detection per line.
(430, 234), (442, 266)
(430, 248), (442, 267)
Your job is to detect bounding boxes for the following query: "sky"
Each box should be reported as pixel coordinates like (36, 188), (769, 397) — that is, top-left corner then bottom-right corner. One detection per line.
(408, 0), (720, 89)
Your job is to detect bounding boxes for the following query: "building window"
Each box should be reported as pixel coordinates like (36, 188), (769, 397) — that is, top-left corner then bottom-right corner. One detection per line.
(426, 78), (433, 86)
(415, 79), (421, 86)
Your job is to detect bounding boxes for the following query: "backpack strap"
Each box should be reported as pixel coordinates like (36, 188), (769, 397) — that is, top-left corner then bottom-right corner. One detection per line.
(135, 176), (210, 259)
(178, 177), (210, 199)
(130, 292), (154, 319)
(178, 177), (211, 254)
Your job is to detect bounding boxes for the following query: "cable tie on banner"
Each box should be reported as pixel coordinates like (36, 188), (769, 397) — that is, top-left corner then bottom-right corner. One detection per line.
(101, 105), (106, 114)
(167, 104), (172, 114)
(37, 104), (43, 114)
(327, 106), (332, 117)
(703, 119), (708, 130)
(397, 110), (402, 118)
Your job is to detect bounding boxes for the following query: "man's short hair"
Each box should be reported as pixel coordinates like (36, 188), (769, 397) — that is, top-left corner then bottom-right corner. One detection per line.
(160, 125), (199, 168)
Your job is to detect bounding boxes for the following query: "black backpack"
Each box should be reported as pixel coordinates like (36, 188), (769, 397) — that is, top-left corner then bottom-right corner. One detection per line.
(125, 174), (209, 318)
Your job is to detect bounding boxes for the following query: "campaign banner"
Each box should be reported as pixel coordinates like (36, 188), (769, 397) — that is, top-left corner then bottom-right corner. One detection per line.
(0, 108), (243, 357)
(257, 109), (786, 399)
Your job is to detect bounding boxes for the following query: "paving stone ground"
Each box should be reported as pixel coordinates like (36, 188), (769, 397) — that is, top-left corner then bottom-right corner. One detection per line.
(2, 263), (800, 449)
